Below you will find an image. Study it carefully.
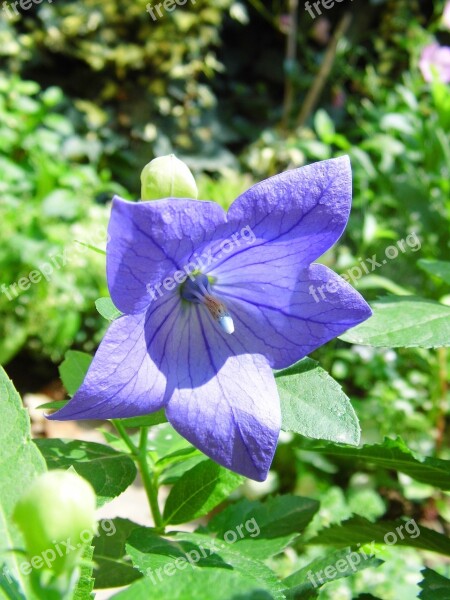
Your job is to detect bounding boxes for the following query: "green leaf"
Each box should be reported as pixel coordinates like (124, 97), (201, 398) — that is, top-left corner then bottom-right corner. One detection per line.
(418, 259), (450, 283)
(207, 495), (319, 560)
(34, 439), (137, 507)
(162, 460), (244, 525)
(119, 410), (168, 429)
(74, 240), (106, 255)
(92, 518), (142, 589)
(276, 358), (360, 446)
(339, 297), (450, 348)
(307, 516), (450, 556)
(72, 545), (95, 600)
(0, 367), (46, 596)
(157, 447), (206, 485)
(147, 423), (194, 458)
(36, 400), (68, 411)
(95, 297), (123, 322)
(59, 350), (92, 396)
(306, 437), (450, 490)
(117, 529), (285, 600)
(418, 568), (450, 599)
(0, 566), (26, 600)
(283, 546), (382, 599)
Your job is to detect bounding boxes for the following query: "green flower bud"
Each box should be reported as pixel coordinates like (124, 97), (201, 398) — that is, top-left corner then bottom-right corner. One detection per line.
(13, 470), (97, 575)
(140, 154), (198, 200)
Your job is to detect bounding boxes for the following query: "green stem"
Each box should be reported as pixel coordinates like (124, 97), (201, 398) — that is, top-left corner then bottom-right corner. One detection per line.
(139, 427), (164, 530)
(112, 421), (164, 531)
(112, 419), (137, 454)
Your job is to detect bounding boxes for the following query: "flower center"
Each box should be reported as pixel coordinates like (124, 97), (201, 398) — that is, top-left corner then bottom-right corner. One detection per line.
(181, 273), (234, 335)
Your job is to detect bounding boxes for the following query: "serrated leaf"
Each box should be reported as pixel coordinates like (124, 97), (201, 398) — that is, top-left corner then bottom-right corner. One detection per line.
(112, 575), (278, 600)
(418, 259), (450, 283)
(95, 297), (123, 322)
(307, 516), (450, 556)
(92, 518), (142, 589)
(283, 546), (382, 598)
(34, 439), (137, 507)
(306, 437), (450, 490)
(163, 460), (244, 525)
(418, 567), (450, 599)
(119, 528), (285, 600)
(276, 358), (360, 446)
(59, 350), (92, 396)
(339, 297), (450, 347)
(0, 367), (46, 596)
(207, 495), (319, 560)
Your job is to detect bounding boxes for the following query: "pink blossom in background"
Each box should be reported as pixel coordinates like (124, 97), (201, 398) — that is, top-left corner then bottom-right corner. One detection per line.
(419, 43), (450, 84)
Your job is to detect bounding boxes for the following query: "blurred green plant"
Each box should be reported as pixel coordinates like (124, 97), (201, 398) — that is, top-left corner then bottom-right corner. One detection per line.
(0, 74), (127, 364)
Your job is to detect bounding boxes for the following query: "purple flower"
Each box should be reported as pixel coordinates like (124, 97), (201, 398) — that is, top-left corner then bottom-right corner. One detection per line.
(48, 157), (371, 481)
(419, 43), (450, 84)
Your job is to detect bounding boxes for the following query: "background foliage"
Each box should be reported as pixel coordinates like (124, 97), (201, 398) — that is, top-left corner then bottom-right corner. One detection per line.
(1, 0), (449, 598)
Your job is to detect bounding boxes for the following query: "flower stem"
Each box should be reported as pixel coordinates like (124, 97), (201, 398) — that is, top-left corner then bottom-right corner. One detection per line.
(112, 420), (164, 531)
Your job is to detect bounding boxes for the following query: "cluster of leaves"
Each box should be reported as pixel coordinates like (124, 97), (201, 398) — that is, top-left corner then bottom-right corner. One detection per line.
(0, 0), (240, 185)
(0, 74), (130, 364)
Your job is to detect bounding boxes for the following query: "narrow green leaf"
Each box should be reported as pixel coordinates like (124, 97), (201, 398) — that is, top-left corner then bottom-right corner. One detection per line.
(276, 358), (360, 446)
(307, 516), (450, 556)
(418, 568), (450, 599)
(283, 547), (382, 598)
(418, 259), (450, 283)
(95, 297), (123, 322)
(34, 439), (137, 507)
(36, 400), (68, 411)
(74, 240), (106, 255)
(0, 367), (46, 595)
(59, 350), (92, 396)
(119, 410), (168, 429)
(339, 296), (450, 348)
(0, 566), (26, 600)
(306, 437), (450, 490)
(92, 518), (142, 589)
(163, 460), (244, 525)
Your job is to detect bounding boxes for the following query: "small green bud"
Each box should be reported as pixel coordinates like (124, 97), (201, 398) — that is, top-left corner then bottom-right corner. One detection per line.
(13, 470), (97, 574)
(140, 154), (198, 200)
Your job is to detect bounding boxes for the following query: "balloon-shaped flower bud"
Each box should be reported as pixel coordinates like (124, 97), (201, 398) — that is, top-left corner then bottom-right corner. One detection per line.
(140, 154), (198, 200)
(13, 470), (97, 575)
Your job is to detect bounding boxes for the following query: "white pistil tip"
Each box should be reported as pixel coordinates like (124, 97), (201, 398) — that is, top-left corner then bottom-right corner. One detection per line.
(218, 314), (235, 335)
